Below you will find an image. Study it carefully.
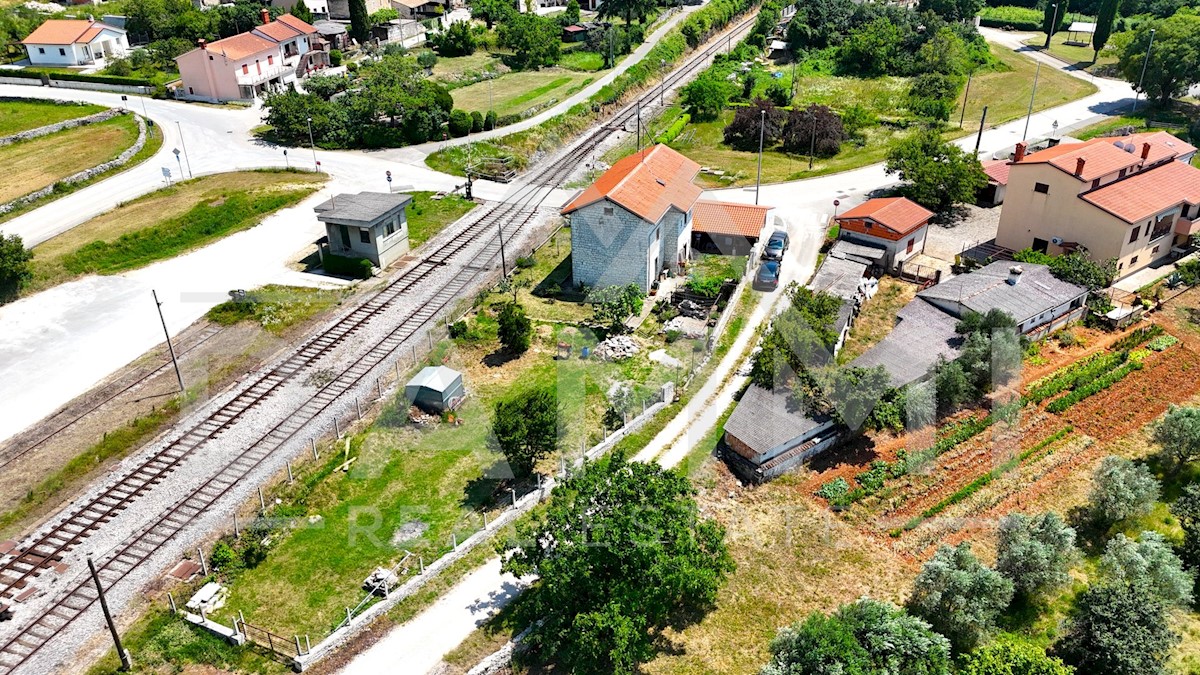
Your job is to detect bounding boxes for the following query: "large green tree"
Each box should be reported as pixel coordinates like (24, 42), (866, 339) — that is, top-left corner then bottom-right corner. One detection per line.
(349, 0), (371, 44)
(1100, 532), (1194, 606)
(1152, 405), (1200, 474)
(885, 128), (987, 212)
(1055, 582), (1178, 675)
(681, 72), (734, 122)
(491, 385), (557, 478)
(0, 234), (33, 303)
(917, 0), (984, 23)
(996, 512), (1078, 599)
(501, 453), (734, 674)
(1089, 455), (1160, 525)
(498, 12), (561, 69)
(496, 301), (532, 353)
(1117, 15), (1200, 105)
(907, 543), (1014, 653)
(469, 0), (514, 29)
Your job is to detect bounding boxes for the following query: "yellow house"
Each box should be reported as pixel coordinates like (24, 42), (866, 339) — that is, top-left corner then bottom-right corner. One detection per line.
(995, 132), (1200, 279)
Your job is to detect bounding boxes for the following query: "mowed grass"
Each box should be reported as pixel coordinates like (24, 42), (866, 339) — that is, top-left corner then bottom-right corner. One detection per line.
(559, 50), (606, 72)
(431, 51), (503, 83)
(451, 69), (596, 118)
(27, 170), (325, 293)
(0, 99), (106, 136)
(837, 276), (919, 364)
(406, 190), (478, 247)
(956, 44), (1097, 135)
(0, 113), (140, 203)
(1021, 32), (1119, 74)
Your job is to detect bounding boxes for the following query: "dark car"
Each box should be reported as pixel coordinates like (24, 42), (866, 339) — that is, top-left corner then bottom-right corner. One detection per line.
(762, 230), (790, 260)
(754, 260), (781, 291)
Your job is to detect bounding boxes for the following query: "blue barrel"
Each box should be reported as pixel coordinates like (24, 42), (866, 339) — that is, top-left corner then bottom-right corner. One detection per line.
(581, 346), (590, 359)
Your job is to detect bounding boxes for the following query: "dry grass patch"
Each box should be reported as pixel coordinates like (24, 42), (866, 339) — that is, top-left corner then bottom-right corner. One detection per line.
(0, 113), (139, 204)
(838, 276), (919, 364)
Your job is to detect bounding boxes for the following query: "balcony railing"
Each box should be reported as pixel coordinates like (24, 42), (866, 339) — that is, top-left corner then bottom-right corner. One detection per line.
(235, 63), (290, 86)
(1176, 217), (1199, 236)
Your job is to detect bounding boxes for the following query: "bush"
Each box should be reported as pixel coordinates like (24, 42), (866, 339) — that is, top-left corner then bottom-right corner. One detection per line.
(470, 110), (484, 133)
(323, 253), (373, 279)
(515, 255), (536, 269)
(416, 50), (438, 68)
(484, 110), (497, 130)
(210, 540), (240, 572)
(497, 301), (532, 353)
(329, 49), (343, 67)
(656, 113), (690, 144)
(0, 233), (33, 303)
(815, 477), (850, 501)
(1089, 455), (1160, 525)
(448, 109), (473, 137)
(449, 320), (469, 339)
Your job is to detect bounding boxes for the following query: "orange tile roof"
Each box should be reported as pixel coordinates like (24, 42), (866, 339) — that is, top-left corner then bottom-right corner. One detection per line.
(835, 197), (934, 235)
(275, 14), (317, 34)
(692, 200), (772, 238)
(1117, 130), (1197, 161)
(77, 26), (103, 43)
(982, 159), (1010, 186)
(1082, 159), (1200, 223)
(206, 32), (278, 60)
(561, 145), (702, 224)
(22, 19), (103, 45)
(256, 21), (301, 42)
(1016, 138), (1142, 181)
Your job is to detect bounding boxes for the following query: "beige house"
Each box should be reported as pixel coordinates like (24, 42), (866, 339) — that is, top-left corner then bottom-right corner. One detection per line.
(995, 131), (1200, 279)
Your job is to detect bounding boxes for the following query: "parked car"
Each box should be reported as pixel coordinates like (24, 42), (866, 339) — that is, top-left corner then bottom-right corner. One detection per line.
(762, 230), (789, 260)
(754, 260), (781, 291)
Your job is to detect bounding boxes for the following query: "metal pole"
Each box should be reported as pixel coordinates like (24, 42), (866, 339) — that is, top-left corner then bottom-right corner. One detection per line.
(958, 70), (973, 129)
(307, 117), (318, 171)
(1133, 28), (1156, 113)
(636, 100), (641, 154)
(1044, 3), (1059, 48)
(88, 555), (132, 671)
(234, 513), (239, 537)
(755, 110), (765, 205)
(175, 122), (193, 178)
(287, 461), (294, 483)
(974, 106), (989, 155)
(497, 221), (507, 274)
(152, 290), (185, 393)
(1022, 62), (1041, 141)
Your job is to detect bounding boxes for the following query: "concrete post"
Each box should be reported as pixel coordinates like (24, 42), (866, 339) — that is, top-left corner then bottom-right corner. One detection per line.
(452, 533), (457, 549)
(419, 556), (424, 573)
(197, 546), (208, 576)
(258, 487), (266, 512)
(311, 438), (318, 460)
(295, 636), (303, 656)
(234, 513), (239, 537)
(305, 635), (311, 653)
(334, 417), (340, 438)
(345, 607), (352, 626)
(355, 397), (361, 420)
(483, 512), (488, 528)
(511, 488), (517, 507)
(168, 592), (177, 614)
(428, 332), (433, 350)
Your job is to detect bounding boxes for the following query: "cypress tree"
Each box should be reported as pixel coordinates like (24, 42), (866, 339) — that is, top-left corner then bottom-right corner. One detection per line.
(349, 0), (370, 44)
(1093, 0), (1118, 62)
(291, 0), (314, 24)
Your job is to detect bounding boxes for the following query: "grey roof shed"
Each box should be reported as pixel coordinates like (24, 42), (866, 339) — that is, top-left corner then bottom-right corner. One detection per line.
(405, 366), (465, 413)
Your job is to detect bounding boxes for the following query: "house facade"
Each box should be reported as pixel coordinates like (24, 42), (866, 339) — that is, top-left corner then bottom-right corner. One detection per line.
(315, 192), (413, 269)
(22, 19), (128, 67)
(175, 12), (328, 102)
(327, 0), (391, 20)
(834, 197), (935, 271)
(721, 385), (841, 483)
(995, 132), (1200, 279)
(563, 145), (703, 292)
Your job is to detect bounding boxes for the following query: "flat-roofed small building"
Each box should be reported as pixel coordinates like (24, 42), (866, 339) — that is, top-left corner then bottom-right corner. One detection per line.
(315, 192), (412, 269)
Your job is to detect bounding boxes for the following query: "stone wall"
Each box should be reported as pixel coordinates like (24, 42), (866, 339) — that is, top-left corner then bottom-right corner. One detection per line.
(570, 199), (656, 291)
(0, 100), (125, 147)
(0, 112), (147, 216)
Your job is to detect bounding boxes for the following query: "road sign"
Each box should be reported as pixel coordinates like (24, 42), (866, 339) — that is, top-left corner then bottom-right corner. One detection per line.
(162, 167), (171, 178)
(833, 199), (840, 206)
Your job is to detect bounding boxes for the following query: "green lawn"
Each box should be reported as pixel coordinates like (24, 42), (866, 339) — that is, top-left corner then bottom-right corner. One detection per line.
(431, 52), (503, 85)
(452, 69), (597, 118)
(1021, 31), (1119, 75)
(0, 99), (106, 136)
(406, 191), (478, 247)
(0, 113), (141, 204)
(559, 50), (606, 72)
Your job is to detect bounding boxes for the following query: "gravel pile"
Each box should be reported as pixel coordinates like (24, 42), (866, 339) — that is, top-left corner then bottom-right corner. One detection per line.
(593, 336), (639, 361)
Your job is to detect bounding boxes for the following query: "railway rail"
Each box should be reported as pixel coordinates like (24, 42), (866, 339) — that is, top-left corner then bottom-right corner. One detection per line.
(0, 12), (757, 672)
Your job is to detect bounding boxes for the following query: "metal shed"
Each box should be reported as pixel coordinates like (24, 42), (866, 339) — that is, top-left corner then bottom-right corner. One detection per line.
(404, 366), (465, 413)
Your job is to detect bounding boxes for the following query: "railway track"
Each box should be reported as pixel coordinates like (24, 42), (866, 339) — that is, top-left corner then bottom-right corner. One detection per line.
(0, 13), (757, 672)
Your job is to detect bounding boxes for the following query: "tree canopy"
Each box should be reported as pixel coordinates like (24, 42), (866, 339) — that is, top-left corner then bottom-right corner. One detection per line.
(0, 234), (33, 303)
(498, 12), (562, 69)
(1152, 405), (1200, 474)
(1100, 532), (1194, 607)
(1116, 15), (1200, 105)
(723, 99), (785, 150)
(885, 128), (987, 212)
(1055, 582), (1178, 675)
(501, 453), (734, 674)
(959, 636), (1074, 675)
(781, 104), (846, 157)
(497, 301), (532, 353)
(1089, 455), (1160, 525)
(469, 0), (515, 28)
(907, 543), (1014, 653)
(491, 385), (558, 478)
(996, 512), (1077, 599)
(681, 72), (735, 122)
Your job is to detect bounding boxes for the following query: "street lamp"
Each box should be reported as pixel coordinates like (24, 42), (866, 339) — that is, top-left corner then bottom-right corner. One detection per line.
(172, 148), (184, 182)
(1133, 28), (1156, 113)
(1022, 61), (1042, 141)
(175, 121), (192, 178)
(283, 148), (289, 170)
(1043, 2), (1060, 49)
(306, 116), (318, 171)
(755, 109), (765, 205)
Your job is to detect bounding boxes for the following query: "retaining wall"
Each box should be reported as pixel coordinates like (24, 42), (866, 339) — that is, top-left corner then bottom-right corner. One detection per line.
(0, 75), (152, 95)
(0, 102), (126, 147)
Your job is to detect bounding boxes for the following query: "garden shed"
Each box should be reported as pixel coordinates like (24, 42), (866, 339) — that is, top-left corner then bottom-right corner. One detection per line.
(405, 365), (465, 413)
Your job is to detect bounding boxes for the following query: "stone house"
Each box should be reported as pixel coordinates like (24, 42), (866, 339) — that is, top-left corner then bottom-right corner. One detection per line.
(315, 192), (413, 269)
(995, 132), (1200, 279)
(834, 197), (935, 271)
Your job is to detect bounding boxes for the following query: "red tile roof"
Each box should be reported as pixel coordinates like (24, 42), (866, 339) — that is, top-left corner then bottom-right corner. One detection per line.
(1082, 159), (1200, 223)
(982, 159), (1010, 186)
(561, 144), (702, 224)
(256, 21), (302, 42)
(692, 200), (772, 238)
(206, 32), (278, 60)
(835, 197), (934, 235)
(22, 19), (110, 45)
(275, 14), (317, 34)
(1016, 138), (1143, 181)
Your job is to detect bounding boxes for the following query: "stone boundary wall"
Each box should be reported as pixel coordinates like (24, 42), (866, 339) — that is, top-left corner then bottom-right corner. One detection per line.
(0, 112), (147, 216)
(0, 75), (152, 95)
(0, 101), (125, 147)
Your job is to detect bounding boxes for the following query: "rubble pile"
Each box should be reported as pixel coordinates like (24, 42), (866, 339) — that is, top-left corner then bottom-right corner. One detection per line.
(676, 299), (709, 319)
(363, 567), (399, 595)
(593, 335), (640, 361)
(663, 316), (707, 339)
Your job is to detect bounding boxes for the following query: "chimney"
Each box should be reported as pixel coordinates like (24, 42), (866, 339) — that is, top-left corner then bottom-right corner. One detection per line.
(1074, 157), (1086, 176)
(198, 38), (207, 50)
(1007, 265), (1024, 286)
(1014, 142), (1027, 163)
(261, 8), (271, 25)
(1142, 142), (1152, 160)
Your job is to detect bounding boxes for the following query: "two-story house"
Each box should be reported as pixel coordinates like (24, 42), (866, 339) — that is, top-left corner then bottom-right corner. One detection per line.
(21, 19), (128, 67)
(175, 11), (328, 102)
(995, 131), (1200, 278)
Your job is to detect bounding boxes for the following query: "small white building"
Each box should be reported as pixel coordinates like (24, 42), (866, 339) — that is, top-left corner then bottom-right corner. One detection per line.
(314, 192), (413, 269)
(21, 19), (128, 67)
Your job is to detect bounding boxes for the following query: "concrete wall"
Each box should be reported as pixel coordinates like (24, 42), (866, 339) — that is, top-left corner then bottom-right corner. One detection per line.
(26, 43), (87, 66)
(840, 225), (925, 270)
(323, 209), (410, 269)
(570, 198), (658, 291)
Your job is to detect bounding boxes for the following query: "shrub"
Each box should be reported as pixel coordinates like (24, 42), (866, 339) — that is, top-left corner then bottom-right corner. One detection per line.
(1089, 455), (1160, 525)
(515, 255), (536, 269)
(497, 301), (532, 353)
(815, 477), (850, 502)
(656, 113), (690, 144)
(330, 49), (343, 67)
(323, 253), (373, 279)
(484, 110), (497, 130)
(448, 109), (473, 137)
(470, 110), (484, 133)
(210, 540), (240, 572)
(449, 320), (469, 339)
(1057, 329), (1078, 347)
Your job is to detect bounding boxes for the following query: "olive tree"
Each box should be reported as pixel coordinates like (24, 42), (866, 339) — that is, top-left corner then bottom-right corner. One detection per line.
(907, 543), (1014, 652)
(1088, 455), (1160, 525)
(1100, 531), (1194, 607)
(996, 512), (1077, 599)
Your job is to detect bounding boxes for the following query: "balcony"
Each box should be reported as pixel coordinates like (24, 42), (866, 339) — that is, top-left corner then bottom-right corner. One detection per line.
(235, 63), (290, 86)
(1176, 217), (1199, 236)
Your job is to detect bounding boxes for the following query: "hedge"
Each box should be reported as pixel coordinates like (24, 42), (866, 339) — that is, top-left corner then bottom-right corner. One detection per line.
(657, 113), (690, 143)
(978, 6), (1066, 32)
(323, 253), (374, 279)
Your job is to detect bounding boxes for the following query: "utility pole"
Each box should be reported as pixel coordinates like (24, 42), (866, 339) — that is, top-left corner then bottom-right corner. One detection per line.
(958, 70), (974, 129)
(1043, 2), (1060, 49)
(152, 290), (185, 394)
(636, 100), (641, 154)
(175, 121), (193, 178)
(755, 109), (765, 205)
(974, 105), (989, 156)
(1022, 62), (1041, 141)
(88, 555), (132, 671)
(497, 221), (507, 275)
(306, 116), (318, 171)
(1133, 28), (1156, 113)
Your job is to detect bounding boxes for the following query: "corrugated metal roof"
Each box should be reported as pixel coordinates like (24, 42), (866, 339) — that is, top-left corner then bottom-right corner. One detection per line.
(808, 255), (867, 301)
(724, 385), (827, 459)
(406, 365), (462, 393)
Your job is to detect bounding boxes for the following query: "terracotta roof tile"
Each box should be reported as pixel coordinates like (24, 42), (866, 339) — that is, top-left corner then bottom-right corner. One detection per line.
(835, 197), (934, 235)
(692, 200), (771, 238)
(562, 145), (702, 223)
(1082, 159), (1200, 223)
(1016, 133), (1194, 181)
(255, 21), (302, 42)
(275, 14), (317, 34)
(982, 159), (1010, 186)
(205, 32), (278, 60)
(22, 19), (102, 45)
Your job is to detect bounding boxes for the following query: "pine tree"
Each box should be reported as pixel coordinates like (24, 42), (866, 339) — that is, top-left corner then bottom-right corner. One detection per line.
(291, 0), (314, 24)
